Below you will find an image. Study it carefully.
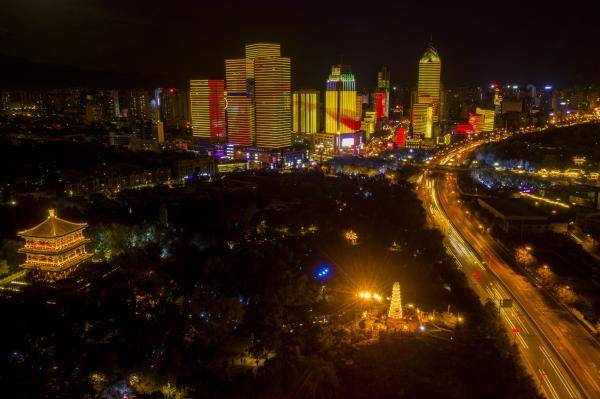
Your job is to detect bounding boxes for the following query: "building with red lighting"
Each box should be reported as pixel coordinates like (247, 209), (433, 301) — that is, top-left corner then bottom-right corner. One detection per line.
(189, 80), (226, 142)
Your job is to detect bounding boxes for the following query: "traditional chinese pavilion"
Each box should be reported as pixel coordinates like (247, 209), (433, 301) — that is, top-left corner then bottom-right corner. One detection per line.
(18, 209), (92, 282)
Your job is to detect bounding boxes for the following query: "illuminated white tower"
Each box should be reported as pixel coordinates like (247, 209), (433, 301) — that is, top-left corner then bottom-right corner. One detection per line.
(388, 282), (403, 319)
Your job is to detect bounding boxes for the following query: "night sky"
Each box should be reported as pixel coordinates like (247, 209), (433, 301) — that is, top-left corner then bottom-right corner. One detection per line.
(1, 0), (598, 89)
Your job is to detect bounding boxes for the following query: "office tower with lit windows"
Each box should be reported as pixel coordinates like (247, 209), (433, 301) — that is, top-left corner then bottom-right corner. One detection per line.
(225, 59), (254, 146)
(127, 90), (151, 121)
(412, 41), (442, 139)
(325, 65), (357, 133)
(250, 44), (291, 148)
(475, 107), (495, 132)
(412, 103), (433, 138)
(190, 80), (226, 141)
(292, 90), (320, 134)
(162, 88), (189, 130)
(355, 95), (363, 123)
(225, 43), (291, 148)
(377, 65), (390, 118)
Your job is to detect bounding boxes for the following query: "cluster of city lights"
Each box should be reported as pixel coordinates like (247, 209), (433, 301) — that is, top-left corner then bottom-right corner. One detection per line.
(356, 291), (383, 301)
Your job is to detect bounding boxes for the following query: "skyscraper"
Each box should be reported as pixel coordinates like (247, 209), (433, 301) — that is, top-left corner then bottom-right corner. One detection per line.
(250, 45), (291, 148)
(162, 88), (189, 130)
(292, 90), (320, 134)
(225, 43), (291, 148)
(325, 65), (357, 134)
(189, 80), (226, 141)
(412, 41), (442, 139)
(225, 59), (254, 146)
(417, 42), (442, 114)
(377, 66), (390, 118)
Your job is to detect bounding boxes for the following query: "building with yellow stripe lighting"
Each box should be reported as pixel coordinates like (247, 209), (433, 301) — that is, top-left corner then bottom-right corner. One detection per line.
(292, 90), (320, 134)
(225, 43), (291, 148)
(253, 52), (291, 148)
(417, 41), (441, 121)
(225, 59), (254, 146)
(476, 107), (495, 132)
(412, 40), (442, 139)
(412, 103), (433, 138)
(325, 65), (357, 133)
(189, 79), (225, 141)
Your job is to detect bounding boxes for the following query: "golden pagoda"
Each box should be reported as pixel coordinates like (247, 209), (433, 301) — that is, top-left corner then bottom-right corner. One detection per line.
(18, 209), (92, 282)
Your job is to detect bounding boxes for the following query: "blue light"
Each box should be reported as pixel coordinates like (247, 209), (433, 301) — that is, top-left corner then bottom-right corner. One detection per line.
(315, 265), (331, 279)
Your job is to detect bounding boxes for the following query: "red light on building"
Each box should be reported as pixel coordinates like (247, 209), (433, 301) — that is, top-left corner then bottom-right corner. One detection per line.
(472, 273), (481, 278)
(512, 327), (520, 333)
(375, 91), (386, 119)
(456, 123), (474, 134)
(169, 88), (175, 94)
(394, 127), (406, 147)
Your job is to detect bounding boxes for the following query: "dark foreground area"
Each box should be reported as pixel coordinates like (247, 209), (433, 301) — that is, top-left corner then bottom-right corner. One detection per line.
(0, 171), (539, 398)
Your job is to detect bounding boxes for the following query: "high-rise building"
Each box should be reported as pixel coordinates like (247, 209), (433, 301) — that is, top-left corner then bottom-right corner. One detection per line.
(355, 95), (363, 123)
(127, 90), (151, 121)
(155, 120), (165, 144)
(225, 43), (291, 148)
(225, 59), (254, 146)
(251, 49), (291, 148)
(412, 40), (442, 140)
(292, 90), (320, 134)
(476, 107), (495, 132)
(417, 42), (442, 119)
(325, 65), (357, 134)
(377, 66), (390, 118)
(412, 103), (434, 138)
(189, 80), (226, 141)
(375, 91), (387, 119)
(162, 88), (189, 130)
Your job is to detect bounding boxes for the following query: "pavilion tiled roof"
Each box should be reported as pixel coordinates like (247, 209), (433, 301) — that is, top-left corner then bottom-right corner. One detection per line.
(18, 209), (87, 239)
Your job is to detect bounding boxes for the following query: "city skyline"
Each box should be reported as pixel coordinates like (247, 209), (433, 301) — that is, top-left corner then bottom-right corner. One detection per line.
(2, 3), (600, 397)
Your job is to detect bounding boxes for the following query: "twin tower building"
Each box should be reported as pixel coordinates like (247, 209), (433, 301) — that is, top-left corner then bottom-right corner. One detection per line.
(190, 41), (442, 151)
(190, 43), (291, 150)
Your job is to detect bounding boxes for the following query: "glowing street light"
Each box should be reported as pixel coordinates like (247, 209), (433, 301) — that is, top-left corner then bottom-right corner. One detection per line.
(356, 291), (383, 302)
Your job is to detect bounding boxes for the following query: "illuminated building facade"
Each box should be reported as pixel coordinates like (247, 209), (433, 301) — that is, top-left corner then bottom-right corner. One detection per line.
(252, 49), (291, 148)
(377, 66), (390, 118)
(225, 59), (254, 146)
(225, 43), (291, 148)
(412, 41), (441, 140)
(325, 65), (357, 134)
(292, 90), (320, 134)
(412, 103), (433, 138)
(18, 209), (92, 282)
(476, 107), (495, 132)
(356, 96), (363, 123)
(469, 113), (485, 134)
(375, 91), (387, 119)
(361, 111), (376, 138)
(190, 79), (226, 141)
(388, 282), (403, 319)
